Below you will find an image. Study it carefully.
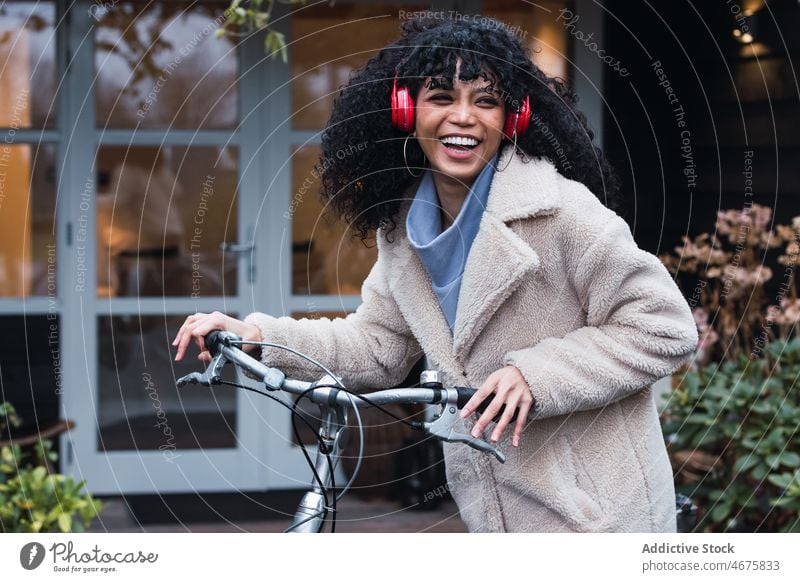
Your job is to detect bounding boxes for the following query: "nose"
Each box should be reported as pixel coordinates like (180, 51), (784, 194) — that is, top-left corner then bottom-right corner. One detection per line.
(449, 96), (477, 126)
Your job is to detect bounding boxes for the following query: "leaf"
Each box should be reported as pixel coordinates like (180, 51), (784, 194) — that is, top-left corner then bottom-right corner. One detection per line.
(767, 473), (794, 489)
(734, 454), (759, 474)
(787, 336), (800, 352)
(710, 501), (733, 523)
(265, 30), (288, 62)
(707, 386), (731, 400)
(708, 489), (725, 501)
(57, 513), (71, 533)
(752, 462), (769, 481)
(766, 453), (782, 470)
(780, 451), (800, 468)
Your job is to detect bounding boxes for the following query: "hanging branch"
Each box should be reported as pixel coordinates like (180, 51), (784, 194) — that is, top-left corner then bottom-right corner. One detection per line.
(217, 0), (325, 60)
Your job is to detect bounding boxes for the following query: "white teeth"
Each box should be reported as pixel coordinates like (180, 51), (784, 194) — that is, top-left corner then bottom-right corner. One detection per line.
(440, 136), (479, 147)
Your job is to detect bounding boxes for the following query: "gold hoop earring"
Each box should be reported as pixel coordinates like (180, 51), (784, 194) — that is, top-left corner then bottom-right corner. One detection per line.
(494, 130), (517, 173)
(404, 131), (424, 177)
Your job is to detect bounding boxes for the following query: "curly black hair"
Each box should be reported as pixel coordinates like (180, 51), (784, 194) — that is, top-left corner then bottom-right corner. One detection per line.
(316, 14), (621, 240)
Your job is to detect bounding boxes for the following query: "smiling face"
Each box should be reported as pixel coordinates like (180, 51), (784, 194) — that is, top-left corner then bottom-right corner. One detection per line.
(414, 57), (506, 189)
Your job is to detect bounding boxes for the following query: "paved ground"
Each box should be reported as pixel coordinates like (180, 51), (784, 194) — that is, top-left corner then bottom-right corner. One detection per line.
(88, 496), (468, 533)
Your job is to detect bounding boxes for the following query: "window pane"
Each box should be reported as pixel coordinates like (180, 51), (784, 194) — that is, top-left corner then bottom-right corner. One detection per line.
(482, 0), (571, 80)
(94, 1), (238, 129)
(0, 315), (61, 431)
(97, 315), (237, 451)
(0, 144), (57, 297)
(0, 1), (56, 128)
(291, 3), (426, 130)
(290, 145), (376, 296)
(96, 145), (238, 298)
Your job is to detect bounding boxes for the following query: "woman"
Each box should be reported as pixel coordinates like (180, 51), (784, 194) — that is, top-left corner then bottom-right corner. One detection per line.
(173, 15), (698, 532)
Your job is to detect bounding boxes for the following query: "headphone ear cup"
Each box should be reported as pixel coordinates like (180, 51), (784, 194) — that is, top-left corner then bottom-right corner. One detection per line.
(502, 112), (518, 140)
(503, 95), (532, 139)
(516, 95), (532, 136)
(391, 78), (415, 132)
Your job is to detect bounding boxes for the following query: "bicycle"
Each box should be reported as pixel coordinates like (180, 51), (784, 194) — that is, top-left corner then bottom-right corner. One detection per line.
(175, 329), (507, 533)
(175, 329), (699, 533)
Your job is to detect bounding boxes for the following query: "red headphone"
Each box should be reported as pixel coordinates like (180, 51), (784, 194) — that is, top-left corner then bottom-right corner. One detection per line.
(391, 74), (532, 139)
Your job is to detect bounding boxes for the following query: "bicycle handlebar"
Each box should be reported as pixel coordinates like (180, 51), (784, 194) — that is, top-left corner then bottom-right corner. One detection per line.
(177, 330), (509, 462)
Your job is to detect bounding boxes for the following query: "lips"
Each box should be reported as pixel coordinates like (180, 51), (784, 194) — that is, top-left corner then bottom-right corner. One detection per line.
(439, 140), (478, 160)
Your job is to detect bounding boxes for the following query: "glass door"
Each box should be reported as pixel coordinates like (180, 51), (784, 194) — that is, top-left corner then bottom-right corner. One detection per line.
(0, 0), (62, 443)
(61, 0), (265, 494)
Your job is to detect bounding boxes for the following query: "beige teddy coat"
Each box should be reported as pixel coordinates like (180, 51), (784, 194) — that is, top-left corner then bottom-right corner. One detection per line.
(244, 147), (699, 532)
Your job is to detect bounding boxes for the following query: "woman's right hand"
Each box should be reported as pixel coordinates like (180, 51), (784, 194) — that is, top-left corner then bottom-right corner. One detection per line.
(172, 311), (262, 363)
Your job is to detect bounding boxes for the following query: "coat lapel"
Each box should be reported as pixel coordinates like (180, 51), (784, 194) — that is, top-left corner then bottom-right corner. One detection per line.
(383, 148), (562, 369)
(452, 149), (561, 359)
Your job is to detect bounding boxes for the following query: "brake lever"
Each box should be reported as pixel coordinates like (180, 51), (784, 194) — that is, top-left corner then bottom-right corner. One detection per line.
(423, 387), (506, 463)
(176, 351), (227, 387)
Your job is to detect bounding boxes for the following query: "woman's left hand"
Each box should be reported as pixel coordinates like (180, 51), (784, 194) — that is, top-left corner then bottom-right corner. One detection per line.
(460, 365), (534, 447)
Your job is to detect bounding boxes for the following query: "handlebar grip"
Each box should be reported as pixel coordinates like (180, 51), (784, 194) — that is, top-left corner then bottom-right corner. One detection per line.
(455, 386), (519, 423)
(205, 330), (226, 357)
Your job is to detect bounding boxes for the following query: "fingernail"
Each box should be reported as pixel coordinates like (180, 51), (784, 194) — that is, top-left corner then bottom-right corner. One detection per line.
(513, 438), (519, 447)
(471, 428), (480, 438)
(460, 410), (468, 418)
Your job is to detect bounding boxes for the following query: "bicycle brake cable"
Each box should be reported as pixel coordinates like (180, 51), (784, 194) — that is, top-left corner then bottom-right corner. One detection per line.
(222, 339), (434, 531)
(216, 380), (333, 530)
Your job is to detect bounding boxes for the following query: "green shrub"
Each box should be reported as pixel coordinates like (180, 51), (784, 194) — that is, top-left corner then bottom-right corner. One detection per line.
(663, 338), (800, 532)
(0, 403), (103, 533)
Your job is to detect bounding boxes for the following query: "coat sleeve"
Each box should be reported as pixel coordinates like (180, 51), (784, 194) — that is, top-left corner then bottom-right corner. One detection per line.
(503, 189), (699, 420)
(242, 234), (424, 391)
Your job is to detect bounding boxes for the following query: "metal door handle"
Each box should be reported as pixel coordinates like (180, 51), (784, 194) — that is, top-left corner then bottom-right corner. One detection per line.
(219, 242), (254, 254)
(220, 241), (255, 283)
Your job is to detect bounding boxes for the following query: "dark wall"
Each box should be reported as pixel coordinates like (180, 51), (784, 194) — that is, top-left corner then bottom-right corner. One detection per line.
(603, 0), (800, 254)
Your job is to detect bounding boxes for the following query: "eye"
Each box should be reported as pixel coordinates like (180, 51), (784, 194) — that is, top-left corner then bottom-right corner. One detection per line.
(430, 94), (498, 106)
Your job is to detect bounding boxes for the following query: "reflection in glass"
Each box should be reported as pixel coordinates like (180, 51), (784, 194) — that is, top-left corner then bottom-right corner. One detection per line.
(96, 146), (238, 298)
(94, 1), (238, 129)
(482, 0), (571, 81)
(0, 144), (56, 297)
(0, 1), (56, 128)
(291, 3), (425, 130)
(97, 315), (237, 451)
(290, 146), (376, 296)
